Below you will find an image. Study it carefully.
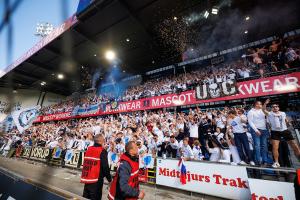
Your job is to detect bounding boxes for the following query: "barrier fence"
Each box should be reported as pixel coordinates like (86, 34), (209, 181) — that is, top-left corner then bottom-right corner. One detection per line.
(2, 146), (298, 200)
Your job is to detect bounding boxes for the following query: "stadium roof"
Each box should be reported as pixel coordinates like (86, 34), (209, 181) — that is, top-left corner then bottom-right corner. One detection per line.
(0, 0), (299, 95)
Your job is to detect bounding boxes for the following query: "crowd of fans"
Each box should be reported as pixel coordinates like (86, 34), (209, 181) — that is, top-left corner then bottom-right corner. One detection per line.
(39, 36), (300, 115)
(1, 99), (300, 168)
(2, 36), (299, 169)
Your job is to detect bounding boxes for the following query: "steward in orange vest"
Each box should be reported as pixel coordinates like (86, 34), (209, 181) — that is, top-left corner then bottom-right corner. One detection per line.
(81, 134), (111, 200)
(108, 141), (145, 200)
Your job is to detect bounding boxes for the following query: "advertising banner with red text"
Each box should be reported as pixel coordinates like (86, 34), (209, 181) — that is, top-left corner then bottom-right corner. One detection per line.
(156, 159), (251, 200)
(102, 72), (300, 114)
(248, 178), (296, 200)
(34, 72), (300, 122)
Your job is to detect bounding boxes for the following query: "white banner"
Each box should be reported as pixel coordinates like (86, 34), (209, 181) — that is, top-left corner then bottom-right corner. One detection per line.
(139, 154), (155, 169)
(156, 159), (250, 200)
(248, 178), (296, 200)
(12, 106), (40, 133)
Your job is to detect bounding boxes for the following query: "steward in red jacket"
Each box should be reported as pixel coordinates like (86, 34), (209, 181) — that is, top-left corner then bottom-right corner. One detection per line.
(81, 134), (111, 200)
(108, 141), (145, 200)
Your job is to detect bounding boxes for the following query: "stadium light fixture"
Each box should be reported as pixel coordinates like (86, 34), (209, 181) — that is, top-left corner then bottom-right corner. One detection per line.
(105, 50), (116, 61)
(35, 22), (54, 37)
(212, 7), (218, 15)
(57, 74), (64, 79)
(204, 11), (209, 18)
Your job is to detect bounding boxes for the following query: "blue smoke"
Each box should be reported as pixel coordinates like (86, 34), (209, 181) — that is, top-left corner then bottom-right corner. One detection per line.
(97, 63), (128, 100)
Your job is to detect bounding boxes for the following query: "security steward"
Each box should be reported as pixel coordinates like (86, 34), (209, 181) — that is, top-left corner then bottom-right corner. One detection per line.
(108, 141), (145, 200)
(81, 134), (111, 200)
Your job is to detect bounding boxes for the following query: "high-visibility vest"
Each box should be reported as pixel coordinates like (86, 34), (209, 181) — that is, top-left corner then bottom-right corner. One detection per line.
(80, 146), (103, 184)
(108, 154), (139, 200)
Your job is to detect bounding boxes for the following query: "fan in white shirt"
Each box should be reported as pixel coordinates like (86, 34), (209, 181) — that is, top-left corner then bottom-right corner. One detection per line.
(263, 99), (300, 168)
(180, 138), (194, 160)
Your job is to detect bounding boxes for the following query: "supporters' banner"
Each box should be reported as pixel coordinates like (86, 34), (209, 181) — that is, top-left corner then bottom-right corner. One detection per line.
(30, 147), (50, 161)
(12, 106), (40, 133)
(74, 104), (99, 116)
(33, 72), (300, 122)
(196, 80), (237, 99)
(52, 147), (62, 159)
(34, 111), (72, 122)
(248, 178), (296, 200)
(21, 147), (32, 158)
(102, 72), (300, 114)
(156, 159), (250, 200)
(139, 154), (155, 169)
(108, 152), (119, 166)
(64, 150), (81, 168)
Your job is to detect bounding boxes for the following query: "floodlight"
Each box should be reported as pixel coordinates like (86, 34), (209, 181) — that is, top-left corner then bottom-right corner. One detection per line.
(57, 74), (64, 79)
(204, 11), (209, 18)
(105, 50), (116, 61)
(212, 8), (218, 15)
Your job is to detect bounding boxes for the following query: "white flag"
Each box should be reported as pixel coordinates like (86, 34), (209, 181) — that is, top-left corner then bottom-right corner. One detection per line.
(12, 106), (40, 133)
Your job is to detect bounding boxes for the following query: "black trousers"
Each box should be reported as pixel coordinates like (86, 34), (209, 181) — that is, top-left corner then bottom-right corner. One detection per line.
(83, 179), (103, 200)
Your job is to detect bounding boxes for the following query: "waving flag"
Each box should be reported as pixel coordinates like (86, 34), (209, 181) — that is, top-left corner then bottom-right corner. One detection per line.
(178, 158), (187, 185)
(12, 106), (40, 133)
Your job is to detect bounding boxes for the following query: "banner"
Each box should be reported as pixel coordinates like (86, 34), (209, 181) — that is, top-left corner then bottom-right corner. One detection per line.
(72, 104), (99, 116)
(103, 72), (300, 114)
(156, 159), (251, 200)
(196, 80), (237, 99)
(12, 106), (40, 133)
(33, 72), (300, 122)
(52, 147), (62, 159)
(108, 152), (119, 169)
(248, 178), (296, 200)
(21, 147), (32, 158)
(64, 150), (82, 168)
(30, 147), (50, 161)
(139, 154), (155, 169)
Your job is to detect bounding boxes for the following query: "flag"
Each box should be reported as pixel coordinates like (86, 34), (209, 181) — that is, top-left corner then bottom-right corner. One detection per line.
(178, 158), (187, 185)
(65, 150), (73, 162)
(12, 106), (40, 133)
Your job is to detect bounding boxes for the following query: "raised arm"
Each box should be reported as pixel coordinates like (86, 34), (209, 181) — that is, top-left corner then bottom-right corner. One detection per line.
(262, 99), (270, 116)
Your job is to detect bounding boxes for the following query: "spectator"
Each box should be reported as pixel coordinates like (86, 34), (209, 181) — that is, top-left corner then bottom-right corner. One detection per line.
(263, 99), (300, 168)
(247, 101), (269, 166)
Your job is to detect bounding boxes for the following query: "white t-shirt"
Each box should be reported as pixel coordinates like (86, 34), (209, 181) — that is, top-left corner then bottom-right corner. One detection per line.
(247, 108), (267, 131)
(231, 115), (247, 133)
(181, 144), (194, 159)
(220, 149), (231, 163)
(209, 147), (221, 162)
(169, 140), (179, 149)
(192, 146), (203, 160)
(92, 126), (101, 135)
(216, 116), (226, 129)
(189, 123), (198, 138)
(48, 141), (58, 149)
(267, 111), (288, 131)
